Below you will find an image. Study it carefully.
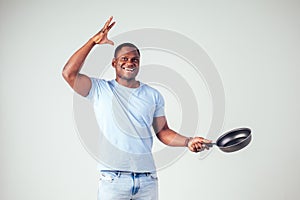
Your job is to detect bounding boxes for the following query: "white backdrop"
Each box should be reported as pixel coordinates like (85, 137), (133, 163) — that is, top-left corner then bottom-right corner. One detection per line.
(1, 0), (300, 199)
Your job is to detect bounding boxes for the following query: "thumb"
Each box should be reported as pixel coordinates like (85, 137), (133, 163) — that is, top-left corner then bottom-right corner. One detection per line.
(202, 138), (212, 143)
(107, 39), (114, 46)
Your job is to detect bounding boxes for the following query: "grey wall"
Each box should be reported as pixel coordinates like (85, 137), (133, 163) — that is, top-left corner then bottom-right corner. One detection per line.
(1, 0), (299, 199)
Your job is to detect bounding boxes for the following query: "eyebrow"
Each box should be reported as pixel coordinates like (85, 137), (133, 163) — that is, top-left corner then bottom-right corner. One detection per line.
(116, 51), (140, 59)
(119, 56), (140, 59)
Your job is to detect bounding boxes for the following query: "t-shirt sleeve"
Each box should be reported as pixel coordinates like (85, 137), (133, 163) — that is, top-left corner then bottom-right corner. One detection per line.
(154, 90), (165, 117)
(85, 78), (105, 102)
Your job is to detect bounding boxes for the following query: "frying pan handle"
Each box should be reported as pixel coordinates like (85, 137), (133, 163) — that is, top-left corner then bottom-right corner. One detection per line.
(202, 143), (216, 148)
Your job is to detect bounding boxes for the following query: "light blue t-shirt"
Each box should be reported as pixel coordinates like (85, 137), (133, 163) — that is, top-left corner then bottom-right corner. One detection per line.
(86, 78), (165, 172)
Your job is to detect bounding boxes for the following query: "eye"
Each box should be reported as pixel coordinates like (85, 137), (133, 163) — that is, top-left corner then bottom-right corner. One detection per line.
(121, 57), (128, 61)
(132, 58), (139, 62)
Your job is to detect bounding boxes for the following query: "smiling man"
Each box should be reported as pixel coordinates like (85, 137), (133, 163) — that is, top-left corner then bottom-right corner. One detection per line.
(112, 43), (141, 88)
(62, 16), (211, 200)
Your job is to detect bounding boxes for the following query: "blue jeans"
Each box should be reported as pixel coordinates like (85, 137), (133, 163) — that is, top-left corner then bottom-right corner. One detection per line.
(97, 171), (158, 200)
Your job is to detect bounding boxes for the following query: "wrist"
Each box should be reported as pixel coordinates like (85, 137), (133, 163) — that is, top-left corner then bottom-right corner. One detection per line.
(185, 137), (193, 147)
(89, 37), (98, 46)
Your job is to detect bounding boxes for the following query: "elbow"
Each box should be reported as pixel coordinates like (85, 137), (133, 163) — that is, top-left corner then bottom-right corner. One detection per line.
(62, 68), (69, 81)
(62, 66), (75, 87)
(62, 63), (70, 79)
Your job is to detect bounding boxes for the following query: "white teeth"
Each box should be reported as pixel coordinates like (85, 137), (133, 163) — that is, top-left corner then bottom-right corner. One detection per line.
(124, 67), (135, 72)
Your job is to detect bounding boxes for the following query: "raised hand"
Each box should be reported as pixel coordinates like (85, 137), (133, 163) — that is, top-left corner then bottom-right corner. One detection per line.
(92, 16), (116, 45)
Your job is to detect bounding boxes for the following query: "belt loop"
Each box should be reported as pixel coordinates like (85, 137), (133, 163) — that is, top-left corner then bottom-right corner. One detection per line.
(117, 171), (121, 177)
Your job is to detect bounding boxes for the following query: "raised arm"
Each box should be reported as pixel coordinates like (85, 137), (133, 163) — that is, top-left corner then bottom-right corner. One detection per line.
(62, 16), (115, 96)
(153, 116), (211, 152)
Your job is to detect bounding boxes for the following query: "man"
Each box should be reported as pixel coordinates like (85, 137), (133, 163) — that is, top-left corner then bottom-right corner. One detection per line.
(62, 16), (211, 200)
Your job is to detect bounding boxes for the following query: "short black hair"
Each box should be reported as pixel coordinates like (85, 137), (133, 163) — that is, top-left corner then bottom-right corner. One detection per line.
(114, 43), (140, 58)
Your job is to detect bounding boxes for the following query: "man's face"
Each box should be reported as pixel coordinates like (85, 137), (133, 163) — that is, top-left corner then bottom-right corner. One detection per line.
(112, 46), (140, 82)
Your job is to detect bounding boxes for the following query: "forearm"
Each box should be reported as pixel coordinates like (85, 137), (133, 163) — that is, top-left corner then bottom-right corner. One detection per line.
(157, 128), (190, 147)
(62, 39), (95, 82)
(153, 117), (211, 152)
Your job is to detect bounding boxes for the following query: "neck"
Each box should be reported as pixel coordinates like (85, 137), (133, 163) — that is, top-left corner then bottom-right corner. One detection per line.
(115, 78), (140, 88)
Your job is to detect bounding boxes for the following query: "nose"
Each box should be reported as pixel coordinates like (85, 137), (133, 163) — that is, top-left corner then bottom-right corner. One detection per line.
(125, 59), (135, 66)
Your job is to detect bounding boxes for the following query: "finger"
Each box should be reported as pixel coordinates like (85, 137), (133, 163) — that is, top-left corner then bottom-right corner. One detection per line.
(194, 143), (203, 152)
(192, 137), (204, 143)
(191, 144), (196, 149)
(101, 21), (115, 35)
(99, 17), (112, 33)
(194, 143), (202, 150)
(191, 144), (197, 152)
(193, 142), (203, 152)
(200, 137), (212, 143)
(107, 21), (116, 31)
(104, 16), (113, 28)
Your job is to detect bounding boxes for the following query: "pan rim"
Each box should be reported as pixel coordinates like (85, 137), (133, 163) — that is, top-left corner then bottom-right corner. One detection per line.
(216, 127), (251, 149)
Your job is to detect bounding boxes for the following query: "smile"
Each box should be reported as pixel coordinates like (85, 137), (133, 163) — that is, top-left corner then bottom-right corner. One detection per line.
(122, 67), (136, 72)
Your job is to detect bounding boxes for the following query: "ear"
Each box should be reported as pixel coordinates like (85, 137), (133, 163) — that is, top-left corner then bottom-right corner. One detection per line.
(112, 58), (116, 68)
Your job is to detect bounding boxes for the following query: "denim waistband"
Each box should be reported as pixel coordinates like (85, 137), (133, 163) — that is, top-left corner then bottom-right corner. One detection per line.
(100, 170), (152, 177)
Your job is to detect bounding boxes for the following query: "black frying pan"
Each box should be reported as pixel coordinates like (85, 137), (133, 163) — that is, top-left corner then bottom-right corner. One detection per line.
(204, 127), (252, 153)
